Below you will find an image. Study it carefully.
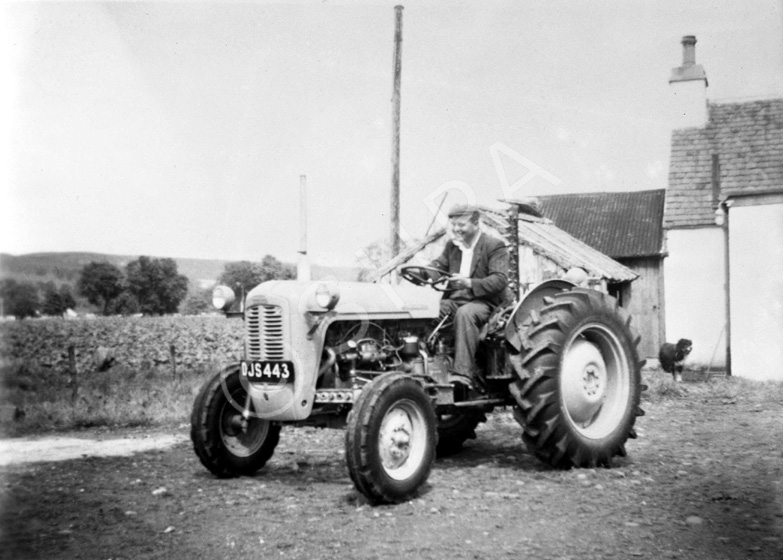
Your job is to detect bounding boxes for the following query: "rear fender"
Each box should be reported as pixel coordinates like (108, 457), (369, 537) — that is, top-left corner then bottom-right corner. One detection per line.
(504, 279), (576, 352)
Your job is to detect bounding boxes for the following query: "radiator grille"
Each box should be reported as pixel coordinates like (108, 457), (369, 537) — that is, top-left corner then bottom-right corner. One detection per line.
(245, 304), (285, 360)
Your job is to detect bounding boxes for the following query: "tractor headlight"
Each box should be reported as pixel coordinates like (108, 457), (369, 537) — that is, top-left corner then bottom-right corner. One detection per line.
(314, 283), (340, 310)
(212, 285), (236, 311)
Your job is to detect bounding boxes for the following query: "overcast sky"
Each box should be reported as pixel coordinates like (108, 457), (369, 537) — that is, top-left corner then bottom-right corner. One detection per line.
(2, 0), (782, 266)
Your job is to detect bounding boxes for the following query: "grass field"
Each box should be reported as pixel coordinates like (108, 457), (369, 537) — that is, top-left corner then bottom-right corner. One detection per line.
(0, 361), (220, 436)
(0, 314), (245, 436)
(3, 355), (782, 438)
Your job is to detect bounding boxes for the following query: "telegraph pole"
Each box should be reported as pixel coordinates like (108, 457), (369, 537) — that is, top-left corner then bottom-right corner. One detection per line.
(390, 5), (403, 263)
(297, 174), (311, 281)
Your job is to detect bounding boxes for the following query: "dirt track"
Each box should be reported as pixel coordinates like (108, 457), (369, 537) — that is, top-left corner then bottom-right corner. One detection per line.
(1, 379), (782, 560)
(0, 432), (188, 467)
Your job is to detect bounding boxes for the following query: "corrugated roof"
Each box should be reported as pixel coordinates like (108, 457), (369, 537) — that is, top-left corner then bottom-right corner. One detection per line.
(371, 207), (637, 284)
(513, 213), (638, 283)
(666, 98), (783, 228)
(535, 190), (665, 258)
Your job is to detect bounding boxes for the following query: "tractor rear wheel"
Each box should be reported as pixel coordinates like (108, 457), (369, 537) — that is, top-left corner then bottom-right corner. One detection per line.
(435, 411), (486, 457)
(509, 288), (644, 468)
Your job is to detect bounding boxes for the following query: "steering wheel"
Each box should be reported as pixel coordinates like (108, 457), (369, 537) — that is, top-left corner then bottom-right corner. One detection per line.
(400, 266), (453, 292)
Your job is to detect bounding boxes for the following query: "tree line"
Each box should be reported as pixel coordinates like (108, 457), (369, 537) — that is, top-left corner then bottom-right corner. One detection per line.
(0, 280), (77, 319)
(0, 254), (295, 319)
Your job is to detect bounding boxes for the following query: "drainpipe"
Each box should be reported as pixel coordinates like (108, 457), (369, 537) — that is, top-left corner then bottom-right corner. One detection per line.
(723, 201), (731, 376)
(715, 200), (731, 376)
(712, 153), (731, 376)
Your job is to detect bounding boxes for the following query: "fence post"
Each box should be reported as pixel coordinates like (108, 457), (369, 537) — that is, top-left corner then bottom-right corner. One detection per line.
(68, 344), (77, 401)
(170, 343), (177, 380)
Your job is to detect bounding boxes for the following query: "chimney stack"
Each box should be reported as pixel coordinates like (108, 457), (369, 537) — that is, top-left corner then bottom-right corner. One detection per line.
(669, 35), (709, 128)
(681, 35), (696, 66)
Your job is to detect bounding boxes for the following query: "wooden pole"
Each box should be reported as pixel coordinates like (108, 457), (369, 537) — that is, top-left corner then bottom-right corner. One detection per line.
(297, 174), (311, 281)
(68, 344), (77, 401)
(170, 343), (177, 379)
(390, 5), (404, 264)
(299, 174), (307, 257)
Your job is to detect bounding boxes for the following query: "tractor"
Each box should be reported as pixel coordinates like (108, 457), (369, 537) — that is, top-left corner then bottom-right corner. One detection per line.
(191, 208), (644, 504)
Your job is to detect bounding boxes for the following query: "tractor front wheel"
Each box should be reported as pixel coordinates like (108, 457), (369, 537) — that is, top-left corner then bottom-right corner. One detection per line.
(345, 373), (437, 504)
(191, 365), (281, 477)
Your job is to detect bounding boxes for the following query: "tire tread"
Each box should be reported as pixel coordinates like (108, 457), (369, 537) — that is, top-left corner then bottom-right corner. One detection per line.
(508, 289), (643, 469)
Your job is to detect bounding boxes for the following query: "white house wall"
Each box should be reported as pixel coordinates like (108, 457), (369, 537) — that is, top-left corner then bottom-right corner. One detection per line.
(664, 227), (727, 368)
(728, 203), (783, 382)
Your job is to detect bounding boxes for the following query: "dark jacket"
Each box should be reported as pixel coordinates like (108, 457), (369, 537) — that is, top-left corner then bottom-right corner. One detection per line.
(431, 233), (509, 306)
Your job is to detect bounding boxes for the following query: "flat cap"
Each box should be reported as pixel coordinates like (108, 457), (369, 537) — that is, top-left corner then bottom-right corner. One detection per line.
(447, 204), (480, 218)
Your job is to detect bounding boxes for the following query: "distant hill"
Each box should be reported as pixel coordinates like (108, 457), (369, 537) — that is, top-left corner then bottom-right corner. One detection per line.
(0, 252), (363, 287)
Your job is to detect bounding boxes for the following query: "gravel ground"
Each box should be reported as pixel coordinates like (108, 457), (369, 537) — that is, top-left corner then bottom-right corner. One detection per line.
(1, 377), (782, 560)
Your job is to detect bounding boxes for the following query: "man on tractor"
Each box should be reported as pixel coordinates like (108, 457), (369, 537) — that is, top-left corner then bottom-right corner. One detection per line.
(430, 205), (510, 395)
(193, 202), (645, 505)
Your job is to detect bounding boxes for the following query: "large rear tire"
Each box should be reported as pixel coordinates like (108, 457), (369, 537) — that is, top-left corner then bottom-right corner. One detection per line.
(345, 373), (437, 504)
(191, 365), (281, 477)
(509, 288), (644, 468)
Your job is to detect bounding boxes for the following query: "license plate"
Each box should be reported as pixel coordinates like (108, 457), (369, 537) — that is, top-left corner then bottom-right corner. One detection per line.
(240, 361), (295, 384)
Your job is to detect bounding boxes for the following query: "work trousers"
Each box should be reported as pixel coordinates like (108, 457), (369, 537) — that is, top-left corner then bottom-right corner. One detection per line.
(439, 298), (494, 382)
